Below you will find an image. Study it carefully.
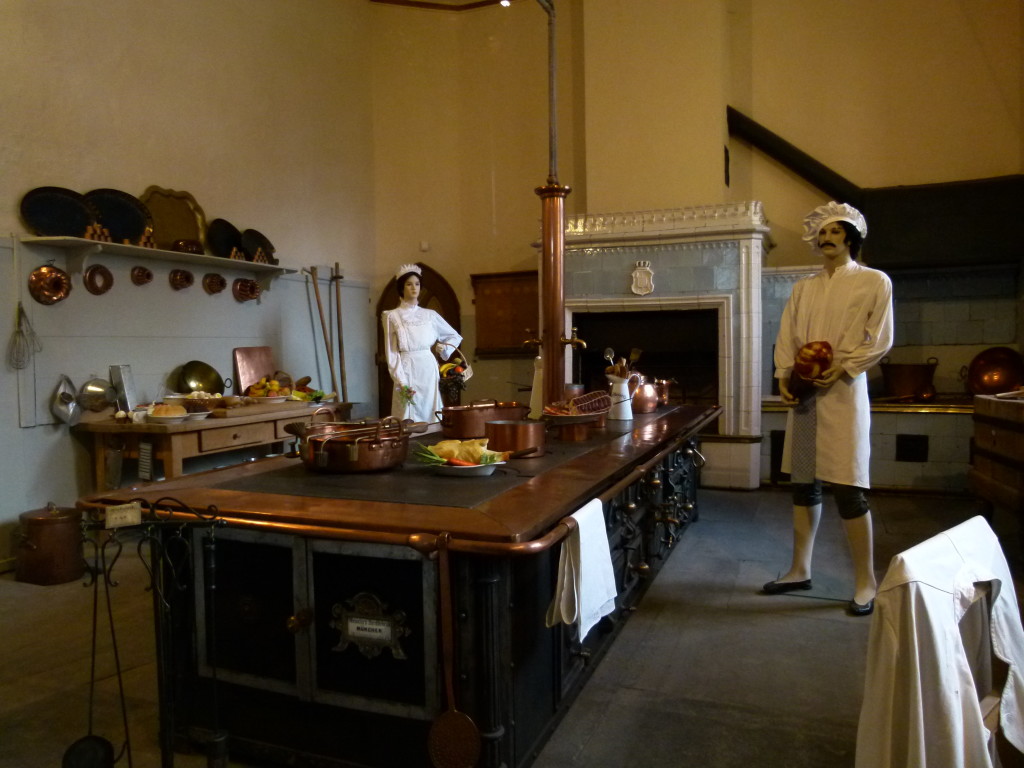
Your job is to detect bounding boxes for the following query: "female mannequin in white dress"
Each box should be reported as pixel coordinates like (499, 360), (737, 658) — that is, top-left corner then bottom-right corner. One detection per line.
(382, 264), (462, 423)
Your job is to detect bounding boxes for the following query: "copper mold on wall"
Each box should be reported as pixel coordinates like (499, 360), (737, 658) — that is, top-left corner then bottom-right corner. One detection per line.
(83, 264), (114, 296)
(28, 264), (72, 305)
(169, 269), (194, 290)
(203, 273), (227, 295)
(232, 278), (261, 302)
(130, 266), (153, 286)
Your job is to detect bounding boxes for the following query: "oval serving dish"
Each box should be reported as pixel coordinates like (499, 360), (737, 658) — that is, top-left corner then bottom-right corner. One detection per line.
(434, 461), (505, 477)
(147, 414), (188, 424)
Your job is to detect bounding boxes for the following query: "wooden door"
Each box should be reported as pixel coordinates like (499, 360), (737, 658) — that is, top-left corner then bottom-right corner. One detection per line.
(374, 263), (461, 418)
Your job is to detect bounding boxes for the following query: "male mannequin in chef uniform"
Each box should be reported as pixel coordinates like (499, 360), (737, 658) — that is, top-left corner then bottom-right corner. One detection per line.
(763, 202), (894, 616)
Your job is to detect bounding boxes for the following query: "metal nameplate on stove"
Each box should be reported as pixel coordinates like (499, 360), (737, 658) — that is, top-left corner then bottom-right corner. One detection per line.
(330, 591), (410, 660)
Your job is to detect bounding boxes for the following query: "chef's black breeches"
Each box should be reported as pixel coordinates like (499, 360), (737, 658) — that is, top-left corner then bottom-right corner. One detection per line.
(791, 481), (869, 519)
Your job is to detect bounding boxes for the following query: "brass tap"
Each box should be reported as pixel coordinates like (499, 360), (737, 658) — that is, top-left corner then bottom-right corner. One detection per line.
(560, 326), (587, 350)
(522, 329), (542, 350)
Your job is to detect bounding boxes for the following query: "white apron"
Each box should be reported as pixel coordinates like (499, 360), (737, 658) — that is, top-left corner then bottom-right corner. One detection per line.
(382, 303), (462, 424)
(775, 261), (893, 488)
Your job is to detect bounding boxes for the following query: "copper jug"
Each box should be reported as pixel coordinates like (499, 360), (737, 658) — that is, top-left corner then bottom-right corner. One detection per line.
(632, 378), (660, 414)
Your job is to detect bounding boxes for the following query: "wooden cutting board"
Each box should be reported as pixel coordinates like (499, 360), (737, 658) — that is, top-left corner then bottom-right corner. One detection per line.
(211, 401), (313, 418)
(233, 346), (275, 395)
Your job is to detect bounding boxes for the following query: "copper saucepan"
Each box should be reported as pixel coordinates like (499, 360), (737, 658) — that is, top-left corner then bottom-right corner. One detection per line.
(484, 419), (546, 458)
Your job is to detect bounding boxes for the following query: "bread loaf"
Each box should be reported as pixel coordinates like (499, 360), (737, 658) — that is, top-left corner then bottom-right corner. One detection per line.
(152, 404), (187, 418)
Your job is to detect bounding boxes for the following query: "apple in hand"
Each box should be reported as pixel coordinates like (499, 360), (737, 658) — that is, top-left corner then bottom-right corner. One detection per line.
(793, 341), (833, 381)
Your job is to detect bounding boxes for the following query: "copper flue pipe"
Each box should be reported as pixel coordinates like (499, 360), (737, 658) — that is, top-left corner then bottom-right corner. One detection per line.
(536, 182), (571, 407)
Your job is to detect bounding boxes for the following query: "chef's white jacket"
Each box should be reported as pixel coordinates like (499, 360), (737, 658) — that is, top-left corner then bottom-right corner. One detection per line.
(775, 260), (893, 488)
(856, 516), (1024, 767)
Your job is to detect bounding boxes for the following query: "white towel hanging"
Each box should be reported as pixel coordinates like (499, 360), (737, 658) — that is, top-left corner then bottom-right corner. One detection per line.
(546, 498), (617, 641)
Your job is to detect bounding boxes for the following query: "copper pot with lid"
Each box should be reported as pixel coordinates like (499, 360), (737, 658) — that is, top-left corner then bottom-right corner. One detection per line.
(438, 399), (530, 439)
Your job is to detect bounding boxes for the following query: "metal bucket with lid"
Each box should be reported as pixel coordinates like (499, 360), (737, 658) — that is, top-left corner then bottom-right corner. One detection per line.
(16, 503), (84, 585)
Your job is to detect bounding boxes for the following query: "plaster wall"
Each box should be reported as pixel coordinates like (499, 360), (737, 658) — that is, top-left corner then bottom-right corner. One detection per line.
(0, 0), (380, 566)
(0, 0), (377, 279)
(727, 0), (1023, 266)
(580, 0), (731, 213)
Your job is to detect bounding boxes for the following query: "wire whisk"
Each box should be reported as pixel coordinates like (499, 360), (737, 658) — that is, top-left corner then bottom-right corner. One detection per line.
(7, 301), (42, 370)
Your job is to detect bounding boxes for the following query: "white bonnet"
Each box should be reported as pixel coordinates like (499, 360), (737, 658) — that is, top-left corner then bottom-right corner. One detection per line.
(801, 201), (867, 246)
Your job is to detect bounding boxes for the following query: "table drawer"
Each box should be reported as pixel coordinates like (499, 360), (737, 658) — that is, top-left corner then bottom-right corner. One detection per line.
(200, 422), (275, 452)
(275, 416), (312, 440)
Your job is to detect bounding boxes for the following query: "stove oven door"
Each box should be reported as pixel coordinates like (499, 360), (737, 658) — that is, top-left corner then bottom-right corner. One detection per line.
(193, 529), (439, 720)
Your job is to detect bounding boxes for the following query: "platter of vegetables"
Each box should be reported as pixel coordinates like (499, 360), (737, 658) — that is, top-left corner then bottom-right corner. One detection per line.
(413, 439), (509, 477)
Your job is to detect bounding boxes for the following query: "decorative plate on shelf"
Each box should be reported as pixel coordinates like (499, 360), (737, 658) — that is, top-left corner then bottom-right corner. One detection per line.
(208, 218), (243, 259)
(84, 188), (152, 245)
(20, 186), (98, 237)
(241, 228), (277, 263)
(139, 185), (207, 252)
(248, 395), (287, 403)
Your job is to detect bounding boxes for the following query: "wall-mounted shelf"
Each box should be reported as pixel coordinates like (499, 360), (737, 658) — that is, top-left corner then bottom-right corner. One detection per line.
(20, 236), (296, 290)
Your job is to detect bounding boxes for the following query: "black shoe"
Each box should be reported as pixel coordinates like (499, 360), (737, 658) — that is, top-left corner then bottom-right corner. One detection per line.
(847, 598), (874, 616)
(762, 578), (812, 595)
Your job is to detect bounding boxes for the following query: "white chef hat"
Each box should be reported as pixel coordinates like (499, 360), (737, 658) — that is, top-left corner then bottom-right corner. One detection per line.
(801, 201), (868, 246)
(395, 263), (422, 280)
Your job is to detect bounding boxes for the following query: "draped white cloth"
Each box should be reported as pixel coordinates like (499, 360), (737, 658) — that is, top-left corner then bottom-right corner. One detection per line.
(775, 261), (893, 487)
(546, 499), (618, 642)
(857, 516), (1024, 768)
(382, 301), (461, 424)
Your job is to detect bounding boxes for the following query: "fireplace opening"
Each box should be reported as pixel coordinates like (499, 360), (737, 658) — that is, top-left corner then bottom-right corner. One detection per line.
(571, 309), (719, 408)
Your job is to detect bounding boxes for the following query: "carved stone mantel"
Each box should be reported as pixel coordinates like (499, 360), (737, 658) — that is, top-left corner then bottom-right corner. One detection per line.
(562, 201), (771, 489)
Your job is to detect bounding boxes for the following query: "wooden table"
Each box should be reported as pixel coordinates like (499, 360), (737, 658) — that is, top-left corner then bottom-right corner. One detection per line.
(72, 401), (349, 489)
(969, 394), (1024, 523)
(78, 405), (719, 768)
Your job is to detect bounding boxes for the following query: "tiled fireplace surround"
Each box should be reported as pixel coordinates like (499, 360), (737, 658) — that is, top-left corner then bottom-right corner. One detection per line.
(564, 202), (768, 490)
(563, 202), (1013, 492)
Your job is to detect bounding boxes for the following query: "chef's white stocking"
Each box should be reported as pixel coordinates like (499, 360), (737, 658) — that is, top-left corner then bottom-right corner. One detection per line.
(778, 504), (821, 583)
(842, 512), (877, 605)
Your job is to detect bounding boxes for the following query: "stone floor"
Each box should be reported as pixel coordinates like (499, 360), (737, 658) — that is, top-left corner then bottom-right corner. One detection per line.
(0, 486), (1011, 767)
